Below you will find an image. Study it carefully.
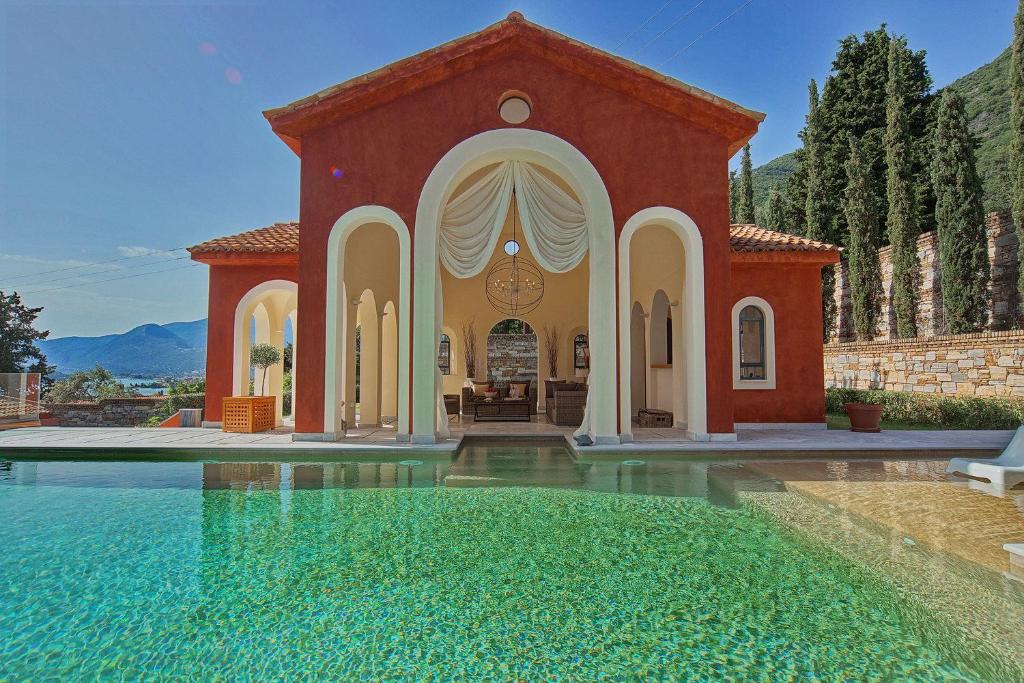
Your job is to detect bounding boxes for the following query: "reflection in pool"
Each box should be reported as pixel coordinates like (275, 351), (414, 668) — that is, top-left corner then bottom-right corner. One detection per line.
(1, 440), (1022, 680)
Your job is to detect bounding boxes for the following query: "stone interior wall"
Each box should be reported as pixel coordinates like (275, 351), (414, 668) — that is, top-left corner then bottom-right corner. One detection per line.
(486, 334), (538, 386)
(832, 210), (1018, 342)
(824, 330), (1024, 398)
(45, 397), (168, 427)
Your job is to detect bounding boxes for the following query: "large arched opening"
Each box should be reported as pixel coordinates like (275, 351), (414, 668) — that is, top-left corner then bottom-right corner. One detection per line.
(413, 129), (617, 444)
(232, 279), (297, 427)
(618, 207), (708, 440)
(323, 206), (410, 438)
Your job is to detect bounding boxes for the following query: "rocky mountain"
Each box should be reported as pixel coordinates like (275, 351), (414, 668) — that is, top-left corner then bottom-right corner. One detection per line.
(39, 319), (207, 377)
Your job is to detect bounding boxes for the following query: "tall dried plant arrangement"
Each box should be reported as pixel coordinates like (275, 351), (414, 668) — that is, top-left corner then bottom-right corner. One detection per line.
(543, 325), (559, 378)
(462, 319), (478, 380)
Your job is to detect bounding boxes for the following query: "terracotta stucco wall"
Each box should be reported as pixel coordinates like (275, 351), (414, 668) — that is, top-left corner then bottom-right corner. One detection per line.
(730, 262), (827, 424)
(292, 52), (734, 434)
(205, 263), (298, 422)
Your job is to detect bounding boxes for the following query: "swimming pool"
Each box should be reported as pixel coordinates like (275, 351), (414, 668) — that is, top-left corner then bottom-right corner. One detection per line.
(2, 440), (1022, 679)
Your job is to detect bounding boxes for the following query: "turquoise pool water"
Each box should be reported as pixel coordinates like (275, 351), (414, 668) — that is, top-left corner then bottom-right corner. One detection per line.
(1, 441), (1020, 680)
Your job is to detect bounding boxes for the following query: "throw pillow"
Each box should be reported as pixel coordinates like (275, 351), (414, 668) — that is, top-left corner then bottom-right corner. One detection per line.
(509, 382), (528, 399)
(472, 382), (491, 396)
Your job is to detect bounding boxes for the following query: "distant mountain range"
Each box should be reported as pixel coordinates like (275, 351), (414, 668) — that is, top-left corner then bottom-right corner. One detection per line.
(751, 45), (1011, 216)
(39, 319), (208, 378)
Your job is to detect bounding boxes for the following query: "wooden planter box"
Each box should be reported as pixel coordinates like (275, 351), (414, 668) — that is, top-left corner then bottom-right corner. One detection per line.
(222, 396), (276, 433)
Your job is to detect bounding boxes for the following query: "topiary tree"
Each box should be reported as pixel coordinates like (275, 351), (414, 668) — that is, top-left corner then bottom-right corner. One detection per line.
(250, 343), (282, 396)
(844, 133), (884, 341)
(885, 37), (920, 338)
(931, 89), (990, 334)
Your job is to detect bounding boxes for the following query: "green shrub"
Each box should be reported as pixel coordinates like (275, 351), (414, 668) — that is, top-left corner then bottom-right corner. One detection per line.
(826, 387), (1024, 429)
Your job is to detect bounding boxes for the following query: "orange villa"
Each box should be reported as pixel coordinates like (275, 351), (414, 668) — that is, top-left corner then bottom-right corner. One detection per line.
(188, 12), (839, 444)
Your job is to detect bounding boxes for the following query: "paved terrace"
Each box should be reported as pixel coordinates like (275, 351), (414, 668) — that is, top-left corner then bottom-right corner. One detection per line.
(0, 423), (1015, 458)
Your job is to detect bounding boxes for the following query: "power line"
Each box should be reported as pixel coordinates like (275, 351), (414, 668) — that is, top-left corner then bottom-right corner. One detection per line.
(660, 0), (757, 67)
(1, 255), (192, 290)
(635, 0), (706, 55)
(611, 0), (675, 52)
(17, 262), (204, 297)
(0, 245), (189, 286)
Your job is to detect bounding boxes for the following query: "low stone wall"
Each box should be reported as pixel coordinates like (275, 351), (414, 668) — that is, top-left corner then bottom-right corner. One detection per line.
(45, 397), (168, 427)
(824, 330), (1024, 398)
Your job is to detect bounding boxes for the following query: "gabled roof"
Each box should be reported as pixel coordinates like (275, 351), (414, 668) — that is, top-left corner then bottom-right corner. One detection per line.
(263, 12), (764, 156)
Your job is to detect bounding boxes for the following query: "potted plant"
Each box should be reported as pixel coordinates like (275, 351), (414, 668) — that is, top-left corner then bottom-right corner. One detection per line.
(844, 401), (883, 433)
(222, 343), (282, 433)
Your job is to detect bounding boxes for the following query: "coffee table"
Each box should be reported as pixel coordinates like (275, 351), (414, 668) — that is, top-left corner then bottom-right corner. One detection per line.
(472, 398), (531, 422)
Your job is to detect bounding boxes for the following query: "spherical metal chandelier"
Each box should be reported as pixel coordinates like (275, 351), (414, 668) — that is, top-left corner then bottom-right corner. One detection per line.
(485, 192), (544, 316)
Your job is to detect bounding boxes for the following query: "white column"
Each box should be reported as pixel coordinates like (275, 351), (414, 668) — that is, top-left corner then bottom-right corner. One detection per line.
(344, 300), (358, 429)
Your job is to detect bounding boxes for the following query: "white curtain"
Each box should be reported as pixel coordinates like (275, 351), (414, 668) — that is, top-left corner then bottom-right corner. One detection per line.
(439, 160), (587, 277)
(435, 159), (597, 442)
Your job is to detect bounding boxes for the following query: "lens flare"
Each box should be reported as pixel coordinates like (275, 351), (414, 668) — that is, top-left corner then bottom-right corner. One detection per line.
(198, 42), (217, 56)
(329, 166), (343, 179)
(224, 67), (242, 85)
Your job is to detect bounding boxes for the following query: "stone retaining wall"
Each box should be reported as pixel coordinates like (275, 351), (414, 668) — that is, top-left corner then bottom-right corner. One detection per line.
(487, 333), (538, 385)
(833, 210), (1018, 341)
(45, 397), (168, 427)
(824, 330), (1024, 398)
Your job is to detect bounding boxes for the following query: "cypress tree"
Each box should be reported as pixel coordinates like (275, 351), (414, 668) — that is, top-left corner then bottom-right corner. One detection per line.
(804, 80), (837, 340)
(762, 189), (787, 232)
(931, 89), (990, 333)
(737, 144), (756, 223)
(729, 170), (739, 223)
(782, 148), (808, 235)
(844, 134), (884, 340)
(816, 27), (932, 248)
(1012, 0), (1024, 309)
(885, 37), (920, 338)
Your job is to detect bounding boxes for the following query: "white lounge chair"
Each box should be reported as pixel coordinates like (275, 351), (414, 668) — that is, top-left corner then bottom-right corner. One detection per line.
(947, 425), (1024, 490)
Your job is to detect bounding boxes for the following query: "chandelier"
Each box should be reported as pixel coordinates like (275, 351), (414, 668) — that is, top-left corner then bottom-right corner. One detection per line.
(485, 191), (544, 316)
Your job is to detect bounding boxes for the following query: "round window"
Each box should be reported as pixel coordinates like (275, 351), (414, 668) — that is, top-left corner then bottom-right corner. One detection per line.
(503, 239), (521, 256)
(499, 96), (531, 124)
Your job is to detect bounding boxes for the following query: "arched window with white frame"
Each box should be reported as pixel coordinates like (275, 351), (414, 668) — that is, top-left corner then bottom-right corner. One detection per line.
(732, 296), (776, 390)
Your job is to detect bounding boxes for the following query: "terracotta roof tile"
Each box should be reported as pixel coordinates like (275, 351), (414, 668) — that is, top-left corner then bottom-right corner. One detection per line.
(729, 224), (839, 254)
(190, 221), (840, 258)
(188, 222), (299, 254)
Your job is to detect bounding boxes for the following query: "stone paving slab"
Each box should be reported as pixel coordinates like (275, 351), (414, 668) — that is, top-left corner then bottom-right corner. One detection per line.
(0, 425), (1015, 458)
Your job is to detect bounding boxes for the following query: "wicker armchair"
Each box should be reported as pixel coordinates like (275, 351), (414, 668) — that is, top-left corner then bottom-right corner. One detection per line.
(545, 385), (587, 427)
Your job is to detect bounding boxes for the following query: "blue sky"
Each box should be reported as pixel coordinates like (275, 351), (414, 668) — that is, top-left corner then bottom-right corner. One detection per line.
(0, 0), (1015, 337)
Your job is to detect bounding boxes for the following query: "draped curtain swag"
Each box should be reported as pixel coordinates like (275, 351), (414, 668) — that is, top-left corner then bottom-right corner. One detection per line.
(438, 161), (588, 277)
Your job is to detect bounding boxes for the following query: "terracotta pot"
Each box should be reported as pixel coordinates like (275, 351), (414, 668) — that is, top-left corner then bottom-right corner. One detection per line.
(844, 402), (882, 433)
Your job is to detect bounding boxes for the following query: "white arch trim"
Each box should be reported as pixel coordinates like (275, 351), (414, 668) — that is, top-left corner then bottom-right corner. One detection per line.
(323, 205), (411, 438)
(617, 207), (708, 441)
(732, 296), (776, 390)
(413, 128), (618, 443)
(232, 279), (297, 397)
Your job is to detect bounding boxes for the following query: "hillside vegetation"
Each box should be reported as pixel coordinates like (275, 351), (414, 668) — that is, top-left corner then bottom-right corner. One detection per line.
(750, 45), (1011, 218)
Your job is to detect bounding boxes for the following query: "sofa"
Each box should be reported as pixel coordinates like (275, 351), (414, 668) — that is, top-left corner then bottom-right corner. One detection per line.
(544, 380), (588, 427)
(461, 380), (535, 416)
